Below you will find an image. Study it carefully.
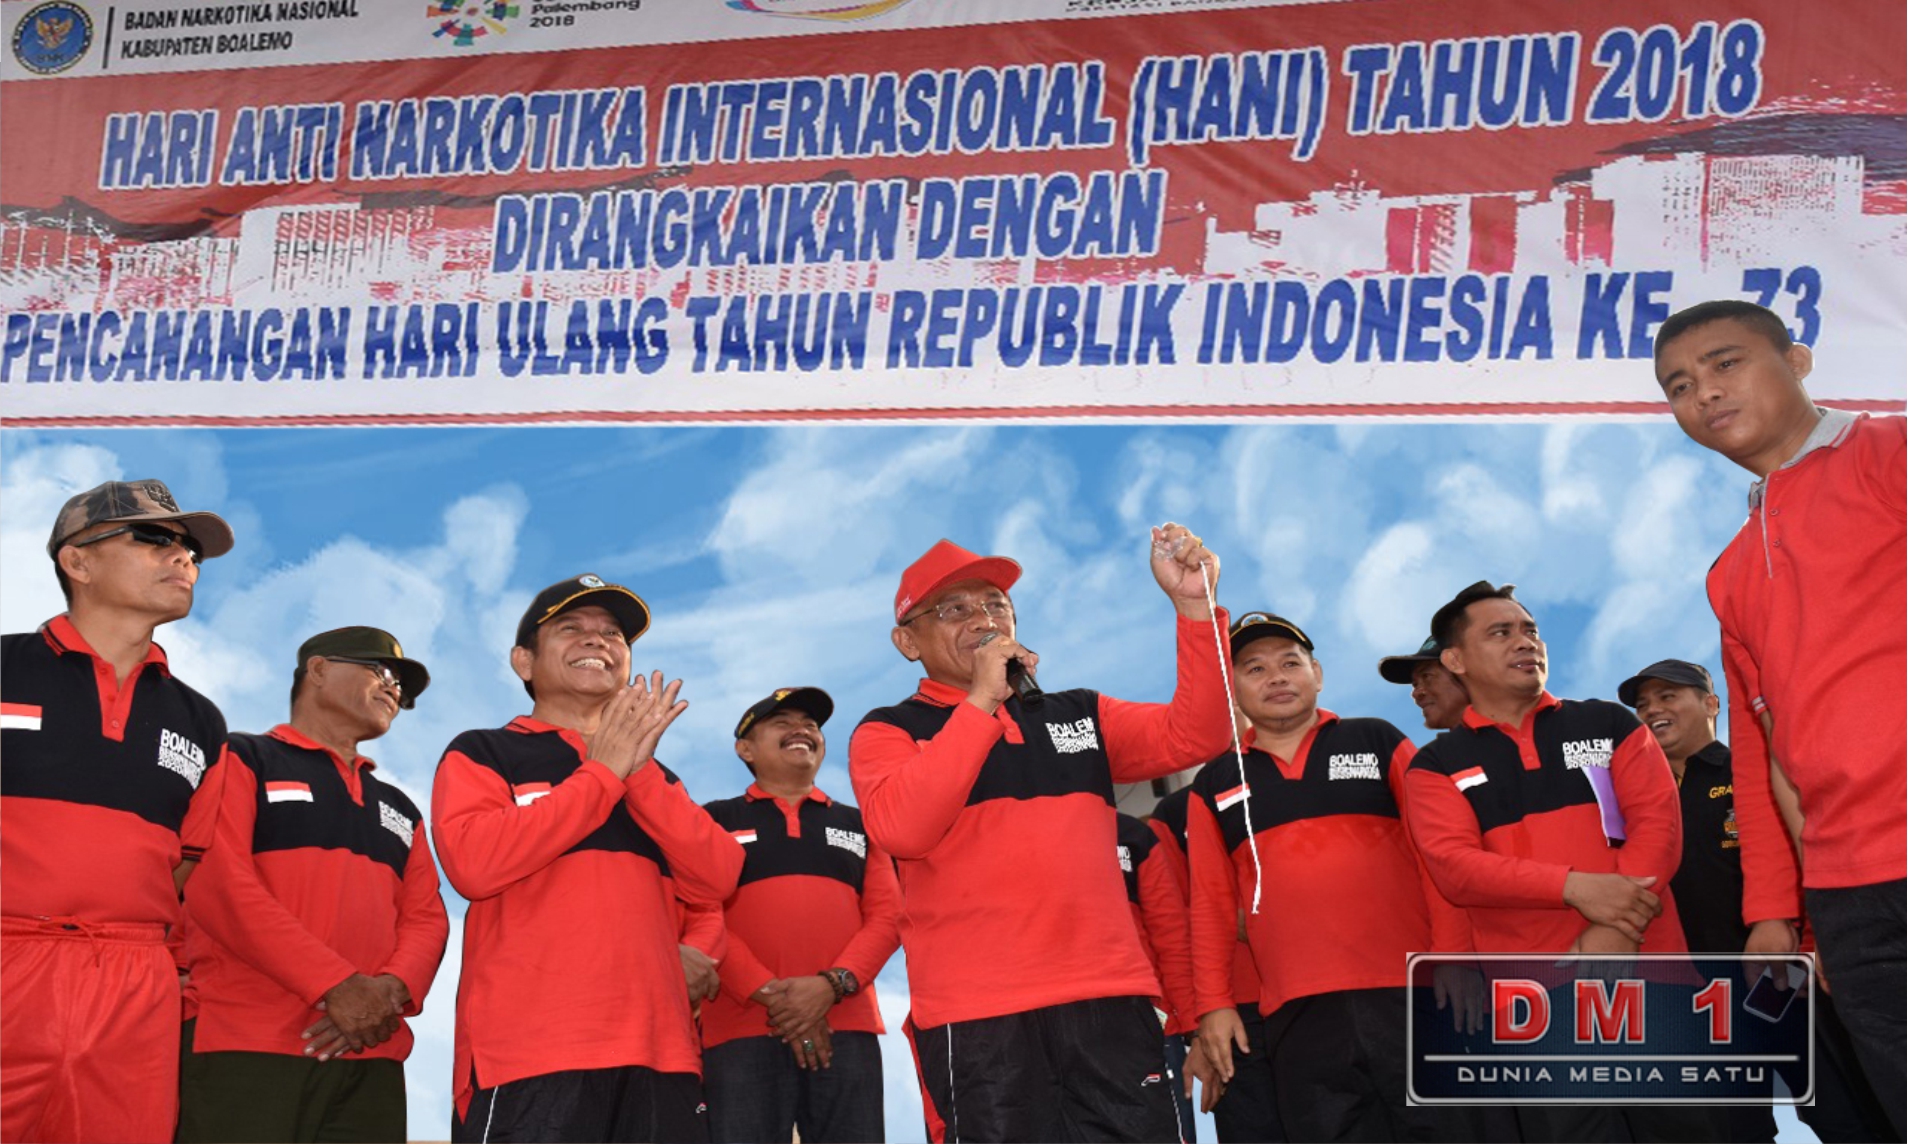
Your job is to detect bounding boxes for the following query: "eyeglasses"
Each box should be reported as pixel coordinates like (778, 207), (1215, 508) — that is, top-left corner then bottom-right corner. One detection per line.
(327, 657), (402, 695)
(69, 522), (204, 565)
(905, 598), (1014, 625)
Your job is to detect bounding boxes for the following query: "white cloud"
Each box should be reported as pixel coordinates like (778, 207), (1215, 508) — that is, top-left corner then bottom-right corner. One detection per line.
(2, 420), (1772, 1144)
(0, 441), (123, 633)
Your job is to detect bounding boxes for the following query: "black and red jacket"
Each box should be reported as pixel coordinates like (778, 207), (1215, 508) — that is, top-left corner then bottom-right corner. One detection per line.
(2, 616), (224, 927)
(1710, 411), (1904, 908)
(1186, 712), (1468, 1018)
(848, 610), (1232, 1028)
(1117, 812), (1196, 1035)
(432, 717), (744, 1118)
(1150, 785), (1260, 1010)
(694, 784), (901, 1049)
(1405, 693), (1687, 955)
(183, 725), (448, 1059)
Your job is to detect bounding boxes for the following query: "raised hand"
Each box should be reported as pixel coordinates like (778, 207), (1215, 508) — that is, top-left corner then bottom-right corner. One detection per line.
(587, 671), (689, 779)
(1150, 522), (1220, 619)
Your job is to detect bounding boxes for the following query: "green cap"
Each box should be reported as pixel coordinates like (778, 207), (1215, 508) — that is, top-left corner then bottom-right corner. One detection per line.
(294, 627), (430, 709)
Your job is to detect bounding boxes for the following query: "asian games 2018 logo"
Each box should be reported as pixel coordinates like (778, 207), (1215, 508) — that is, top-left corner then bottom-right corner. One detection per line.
(11, 1), (92, 74)
(427, 0), (518, 47)
(726, 0), (915, 20)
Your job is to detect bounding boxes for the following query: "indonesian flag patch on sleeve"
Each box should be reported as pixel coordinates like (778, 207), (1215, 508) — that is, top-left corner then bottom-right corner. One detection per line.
(732, 829), (758, 844)
(265, 781), (313, 803)
(513, 782), (553, 807)
(1452, 766), (1488, 792)
(1215, 783), (1249, 811)
(1, 703), (42, 730)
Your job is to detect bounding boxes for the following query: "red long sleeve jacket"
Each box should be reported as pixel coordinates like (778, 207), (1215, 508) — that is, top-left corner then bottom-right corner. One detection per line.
(1709, 412), (1904, 917)
(1186, 713), (1469, 1017)
(432, 717), (743, 1118)
(848, 610), (1233, 1027)
(2, 617), (225, 927)
(693, 785), (901, 1048)
(1405, 694), (1687, 956)
(184, 725), (448, 1059)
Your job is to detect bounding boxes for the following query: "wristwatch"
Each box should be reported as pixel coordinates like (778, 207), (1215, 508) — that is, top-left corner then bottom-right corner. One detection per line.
(820, 967), (859, 1001)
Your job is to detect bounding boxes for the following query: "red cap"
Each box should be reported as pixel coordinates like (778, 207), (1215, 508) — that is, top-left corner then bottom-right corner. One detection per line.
(894, 539), (1022, 623)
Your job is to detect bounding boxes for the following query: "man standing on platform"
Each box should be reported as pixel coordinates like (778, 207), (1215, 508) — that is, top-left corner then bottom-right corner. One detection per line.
(850, 526), (1231, 1143)
(699, 686), (900, 1144)
(1406, 582), (1700, 1142)
(179, 627), (449, 1143)
(1656, 299), (1906, 1134)
(433, 575), (744, 1143)
(2, 479), (234, 1144)
(1187, 613), (1477, 1141)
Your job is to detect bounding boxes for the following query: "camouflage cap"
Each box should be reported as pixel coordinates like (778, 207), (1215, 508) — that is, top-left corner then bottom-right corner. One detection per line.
(47, 480), (234, 561)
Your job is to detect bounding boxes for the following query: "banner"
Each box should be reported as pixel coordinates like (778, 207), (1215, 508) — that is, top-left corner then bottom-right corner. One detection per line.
(2, 0), (1902, 424)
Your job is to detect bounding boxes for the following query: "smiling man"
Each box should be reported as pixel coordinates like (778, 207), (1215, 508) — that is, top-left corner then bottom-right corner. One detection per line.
(179, 627), (448, 1143)
(1656, 299), (1906, 1134)
(1404, 582), (1697, 1141)
(2, 479), (234, 1143)
(696, 687), (900, 1144)
(432, 575), (744, 1143)
(1188, 613), (1478, 1142)
(850, 528), (1232, 1143)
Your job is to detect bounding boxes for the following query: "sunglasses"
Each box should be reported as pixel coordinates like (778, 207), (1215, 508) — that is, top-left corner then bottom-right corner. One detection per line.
(326, 657), (404, 696)
(70, 522), (204, 565)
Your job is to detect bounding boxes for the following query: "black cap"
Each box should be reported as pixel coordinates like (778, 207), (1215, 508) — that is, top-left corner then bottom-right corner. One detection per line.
(1429, 581), (1519, 648)
(514, 574), (651, 649)
(734, 687), (834, 740)
(1378, 635), (1442, 685)
(1229, 611), (1314, 658)
(294, 626), (430, 710)
(1617, 660), (1714, 708)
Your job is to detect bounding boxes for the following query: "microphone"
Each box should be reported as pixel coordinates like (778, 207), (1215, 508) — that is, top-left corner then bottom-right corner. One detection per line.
(978, 631), (1044, 708)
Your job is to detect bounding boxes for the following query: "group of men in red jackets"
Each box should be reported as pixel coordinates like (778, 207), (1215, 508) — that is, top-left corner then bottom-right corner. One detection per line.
(3, 298), (1900, 1144)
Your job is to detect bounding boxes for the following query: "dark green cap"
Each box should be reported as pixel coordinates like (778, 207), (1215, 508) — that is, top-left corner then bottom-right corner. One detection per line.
(294, 626), (430, 709)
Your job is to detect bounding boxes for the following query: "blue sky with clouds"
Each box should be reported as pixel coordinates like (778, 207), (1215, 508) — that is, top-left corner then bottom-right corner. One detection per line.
(2, 419), (1812, 1142)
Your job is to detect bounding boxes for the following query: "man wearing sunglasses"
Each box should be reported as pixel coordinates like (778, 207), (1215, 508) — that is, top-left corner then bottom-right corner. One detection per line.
(178, 627), (448, 1143)
(3, 479), (234, 1143)
(851, 527), (1231, 1143)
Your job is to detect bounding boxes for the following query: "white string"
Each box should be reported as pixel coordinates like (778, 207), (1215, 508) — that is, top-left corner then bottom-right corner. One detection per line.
(1199, 560), (1262, 916)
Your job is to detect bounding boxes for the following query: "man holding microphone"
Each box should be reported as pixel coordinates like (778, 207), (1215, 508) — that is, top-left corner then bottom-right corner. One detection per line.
(850, 524), (1232, 1143)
